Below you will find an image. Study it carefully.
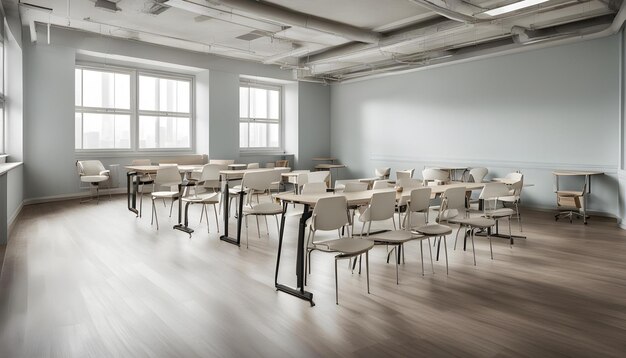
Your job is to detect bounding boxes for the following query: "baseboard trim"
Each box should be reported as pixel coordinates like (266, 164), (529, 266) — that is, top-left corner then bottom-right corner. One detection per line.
(8, 202), (24, 235)
(24, 188), (127, 205)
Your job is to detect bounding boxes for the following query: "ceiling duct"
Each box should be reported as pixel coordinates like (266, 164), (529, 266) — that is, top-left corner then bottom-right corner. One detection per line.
(211, 0), (381, 44)
(236, 30), (267, 41)
(512, 14), (614, 44)
(144, 0), (170, 15)
(95, 0), (120, 12)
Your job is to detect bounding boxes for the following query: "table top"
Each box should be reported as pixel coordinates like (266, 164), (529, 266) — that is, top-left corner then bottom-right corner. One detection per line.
(276, 182), (485, 205)
(312, 157), (336, 162)
(125, 165), (202, 173)
(315, 164), (346, 169)
(281, 170), (310, 178)
(552, 171), (604, 176)
(220, 167), (291, 176)
(227, 164), (248, 169)
(432, 166), (468, 171)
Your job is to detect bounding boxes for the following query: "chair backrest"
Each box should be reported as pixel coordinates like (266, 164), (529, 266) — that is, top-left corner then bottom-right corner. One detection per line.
(241, 169), (276, 191)
(265, 162), (275, 168)
(372, 180), (389, 189)
(77, 160), (106, 176)
(209, 159), (235, 165)
(301, 182), (328, 195)
(397, 178), (422, 189)
(344, 182), (369, 192)
(312, 195), (349, 232)
(505, 172), (524, 196)
(408, 187), (432, 213)
(197, 163), (223, 182)
(155, 166), (182, 187)
(366, 191), (397, 221)
(275, 159), (289, 167)
(479, 183), (509, 210)
(247, 163), (260, 169)
(422, 168), (450, 184)
(396, 169), (414, 180)
(505, 172), (523, 181)
(438, 187), (467, 222)
(307, 171), (329, 184)
(375, 167), (391, 179)
(131, 159), (151, 166)
(468, 167), (488, 183)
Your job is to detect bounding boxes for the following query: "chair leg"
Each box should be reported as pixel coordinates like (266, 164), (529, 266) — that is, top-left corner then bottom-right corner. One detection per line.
(200, 204), (206, 224)
(245, 215), (249, 249)
(488, 232), (493, 260)
(213, 204), (220, 233)
(508, 216), (513, 247)
(169, 198), (175, 217)
(516, 202), (523, 232)
(256, 216), (261, 239)
(264, 216), (269, 236)
(442, 236), (449, 275)
(420, 241), (424, 276)
(274, 215), (280, 235)
(395, 247), (399, 284)
(151, 198), (155, 226)
(454, 226), (462, 250)
(335, 258), (339, 305)
(366, 251), (370, 294)
(470, 229), (476, 266)
(139, 186), (144, 218)
(428, 238), (434, 274)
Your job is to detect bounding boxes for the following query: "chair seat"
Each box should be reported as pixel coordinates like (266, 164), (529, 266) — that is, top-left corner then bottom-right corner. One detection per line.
(458, 217), (496, 228)
(499, 195), (518, 203)
(414, 224), (452, 236)
(243, 202), (283, 215)
(182, 192), (220, 204)
(484, 208), (516, 218)
(315, 238), (374, 255)
(368, 230), (425, 244)
(152, 191), (180, 198)
(80, 175), (108, 183)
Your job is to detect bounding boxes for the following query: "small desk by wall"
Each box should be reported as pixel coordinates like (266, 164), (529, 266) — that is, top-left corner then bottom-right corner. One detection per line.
(553, 171), (604, 224)
(314, 163), (346, 188)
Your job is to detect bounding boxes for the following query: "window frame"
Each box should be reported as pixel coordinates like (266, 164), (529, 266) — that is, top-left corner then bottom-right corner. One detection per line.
(74, 63), (195, 154)
(0, 20), (5, 155)
(239, 81), (283, 153)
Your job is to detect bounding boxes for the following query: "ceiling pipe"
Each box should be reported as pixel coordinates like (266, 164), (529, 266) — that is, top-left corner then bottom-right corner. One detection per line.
(211, 0), (381, 44)
(512, 14), (614, 44)
(262, 45), (312, 64)
(406, 0), (483, 23)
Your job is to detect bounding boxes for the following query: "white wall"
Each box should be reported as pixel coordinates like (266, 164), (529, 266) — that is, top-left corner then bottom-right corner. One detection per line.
(298, 82), (331, 170)
(331, 35), (620, 216)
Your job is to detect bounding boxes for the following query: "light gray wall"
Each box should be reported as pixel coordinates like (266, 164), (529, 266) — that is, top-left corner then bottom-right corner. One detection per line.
(6, 164), (22, 226)
(5, 20), (22, 162)
(208, 70), (239, 160)
(331, 35), (620, 216)
(297, 82), (331, 170)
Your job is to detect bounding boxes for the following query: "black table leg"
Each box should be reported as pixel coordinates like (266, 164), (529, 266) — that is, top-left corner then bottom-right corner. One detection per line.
(127, 172), (139, 216)
(275, 202), (315, 306)
(220, 179), (245, 246)
(174, 183), (194, 236)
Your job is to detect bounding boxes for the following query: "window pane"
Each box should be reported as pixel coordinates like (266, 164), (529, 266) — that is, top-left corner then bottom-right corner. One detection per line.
(157, 78), (190, 113)
(139, 75), (158, 111)
(75, 69), (82, 106)
(250, 88), (267, 119)
(176, 80), (190, 113)
(75, 112), (82, 149)
(81, 70), (129, 109)
(138, 115), (158, 149)
(115, 73), (130, 110)
(159, 116), (190, 148)
(268, 123), (279, 148)
(81, 113), (130, 149)
(239, 87), (249, 118)
(268, 90), (279, 119)
(249, 122), (267, 147)
(239, 122), (248, 148)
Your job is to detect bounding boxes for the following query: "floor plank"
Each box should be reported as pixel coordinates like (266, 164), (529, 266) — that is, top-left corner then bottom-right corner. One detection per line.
(1, 196), (625, 357)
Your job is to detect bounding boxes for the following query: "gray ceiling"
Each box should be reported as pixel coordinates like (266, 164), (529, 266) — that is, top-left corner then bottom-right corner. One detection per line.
(15, 0), (625, 81)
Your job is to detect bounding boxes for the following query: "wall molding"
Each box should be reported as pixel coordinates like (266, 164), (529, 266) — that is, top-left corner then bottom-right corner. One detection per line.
(369, 155), (618, 173)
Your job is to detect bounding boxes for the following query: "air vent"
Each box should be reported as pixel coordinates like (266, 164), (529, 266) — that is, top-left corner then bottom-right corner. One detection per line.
(95, 0), (120, 12)
(236, 30), (266, 41)
(194, 15), (212, 23)
(144, 0), (169, 15)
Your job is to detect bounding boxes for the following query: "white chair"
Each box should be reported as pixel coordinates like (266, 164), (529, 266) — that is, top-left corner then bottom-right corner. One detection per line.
(247, 163), (260, 169)
(372, 180), (390, 189)
(344, 182), (368, 192)
(301, 182), (327, 195)
(500, 172), (524, 231)
(480, 183), (515, 246)
(375, 167), (391, 180)
(305, 195), (374, 304)
(240, 170), (284, 247)
(403, 187), (432, 229)
(396, 169), (414, 180)
(422, 168), (450, 186)
(76, 160), (111, 204)
(307, 171), (330, 185)
(468, 167), (488, 183)
(270, 167), (291, 193)
(183, 164), (222, 234)
(151, 166), (182, 230)
(413, 187), (466, 274)
(396, 178), (422, 226)
(209, 159), (235, 165)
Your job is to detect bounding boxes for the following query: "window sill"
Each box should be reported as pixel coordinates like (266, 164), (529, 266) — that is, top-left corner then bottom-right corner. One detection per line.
(239, 150), (287, 157)
(75, 149), (196, 159)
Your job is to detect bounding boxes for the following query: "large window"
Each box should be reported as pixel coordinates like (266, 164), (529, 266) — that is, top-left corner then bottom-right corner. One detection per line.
(239, 82), (281, 150)
(0, 22), (4, 154)
(75, 66), (193, 151)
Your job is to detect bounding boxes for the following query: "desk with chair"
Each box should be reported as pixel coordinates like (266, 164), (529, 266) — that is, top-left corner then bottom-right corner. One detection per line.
(553, 171), (604, 224)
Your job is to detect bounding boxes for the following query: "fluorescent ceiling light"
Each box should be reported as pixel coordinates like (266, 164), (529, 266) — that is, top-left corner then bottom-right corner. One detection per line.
(483, 0), (549, 16)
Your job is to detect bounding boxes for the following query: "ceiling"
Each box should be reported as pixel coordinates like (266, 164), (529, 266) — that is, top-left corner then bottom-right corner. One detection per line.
(14, 0), (625, 82)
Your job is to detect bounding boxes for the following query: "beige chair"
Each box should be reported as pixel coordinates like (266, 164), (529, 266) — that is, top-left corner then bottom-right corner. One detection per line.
(500, 172), (524, 231)
(240, 170), (284, 247)
(396, 178), (422, 226)
(468, 167), (488, 183)
(422, 168), (450, 186)
(480, 183), (515, 246)
(301, 182), (327, 195)
(305, 195), (374, 304)
(555, 181), (586, 224)
(76, 160), (111, 204)
(247, 163), (260, 169)
(183, 164), (222, 233)
(403, 187), (432, 229)
(275, 159), (289, 167)
(372, 180), (390, 189)
(375, 167), (391, 180)
(396, 169), (414, 180)
(209, 159), (235, 165)
(151, 166), (182, 230)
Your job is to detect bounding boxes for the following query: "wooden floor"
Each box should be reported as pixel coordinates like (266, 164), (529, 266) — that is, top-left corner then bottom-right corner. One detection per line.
(1, 195), (625, 357)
